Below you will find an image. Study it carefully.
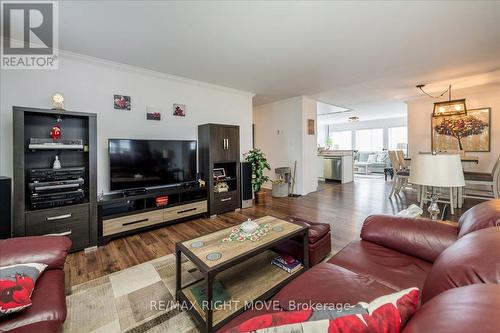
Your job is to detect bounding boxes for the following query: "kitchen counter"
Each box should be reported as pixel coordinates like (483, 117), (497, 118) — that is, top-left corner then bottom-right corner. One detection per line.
(317, 150), (354, 183)
(318, 150), (354, 157)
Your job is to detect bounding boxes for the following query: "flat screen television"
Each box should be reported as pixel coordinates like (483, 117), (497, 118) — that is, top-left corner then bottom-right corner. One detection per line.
(109, 139), (197, 191)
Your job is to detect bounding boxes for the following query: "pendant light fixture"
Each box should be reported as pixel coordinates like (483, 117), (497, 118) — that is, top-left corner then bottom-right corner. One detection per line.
(416, 84), (467, 117)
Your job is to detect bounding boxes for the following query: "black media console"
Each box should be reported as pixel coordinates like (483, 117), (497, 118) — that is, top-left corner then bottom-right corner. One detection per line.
(97, 184), (208, 245)
(12, 107), (97, 252)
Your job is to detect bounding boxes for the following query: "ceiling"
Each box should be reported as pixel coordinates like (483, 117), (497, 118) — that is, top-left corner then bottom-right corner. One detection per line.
(317, 101), (407, 125)
(54, 1), (500, 106)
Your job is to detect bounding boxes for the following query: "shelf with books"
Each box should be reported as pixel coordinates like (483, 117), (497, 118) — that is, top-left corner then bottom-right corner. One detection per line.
(181, 250), (305, 326)
(271, 254), (303, 274)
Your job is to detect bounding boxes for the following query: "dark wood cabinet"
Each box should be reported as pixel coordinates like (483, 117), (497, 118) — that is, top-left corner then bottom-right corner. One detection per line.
(25, 203), (90, 250)
(224, 126), (240, 161)
(198, 124), (241, 215)
(210, 125), (227, 162)
(12, 107), (97, 252)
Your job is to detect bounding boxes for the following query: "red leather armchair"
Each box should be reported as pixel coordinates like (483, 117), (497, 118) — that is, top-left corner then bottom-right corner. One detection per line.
(219, 200), (500, 332)
(0, 236), (71, 333)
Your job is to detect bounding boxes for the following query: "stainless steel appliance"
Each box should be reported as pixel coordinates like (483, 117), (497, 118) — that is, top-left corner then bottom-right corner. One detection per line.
(324, 157), (342, 181)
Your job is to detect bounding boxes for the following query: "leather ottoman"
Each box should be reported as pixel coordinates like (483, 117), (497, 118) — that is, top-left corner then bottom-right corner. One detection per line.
(274, 216), (332, 266)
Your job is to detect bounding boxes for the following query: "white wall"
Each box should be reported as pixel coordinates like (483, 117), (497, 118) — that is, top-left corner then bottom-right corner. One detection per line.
(0, 52), (254, 193)
(325, 117), (407, 149)
(407, 85), (500, 172)
(253, 96), (317, 196)
(301, 96), (318, 195)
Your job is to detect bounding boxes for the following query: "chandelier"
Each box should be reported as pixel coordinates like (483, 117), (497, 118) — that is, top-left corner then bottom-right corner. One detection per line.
(416, 84), (467, 117)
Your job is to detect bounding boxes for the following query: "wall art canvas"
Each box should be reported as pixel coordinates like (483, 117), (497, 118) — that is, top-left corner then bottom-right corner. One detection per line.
(307, 119), (315, 135)
(146, 112), (161, 121)
(431, 107), (490, 152)
(146, 106), (162, 120)
(114, 95), (131, 110)
(173, 104), (186, 117)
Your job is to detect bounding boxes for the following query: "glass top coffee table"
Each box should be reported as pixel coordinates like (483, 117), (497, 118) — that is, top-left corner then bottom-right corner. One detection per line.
(175, 215), (309, 333)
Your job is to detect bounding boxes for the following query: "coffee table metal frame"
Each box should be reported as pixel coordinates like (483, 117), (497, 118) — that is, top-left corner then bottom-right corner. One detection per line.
(175, 221), (309, 333)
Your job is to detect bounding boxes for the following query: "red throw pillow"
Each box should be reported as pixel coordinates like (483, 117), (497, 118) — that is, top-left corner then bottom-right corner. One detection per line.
(229, 287), (419, 333)
(0, 263), (47, 317)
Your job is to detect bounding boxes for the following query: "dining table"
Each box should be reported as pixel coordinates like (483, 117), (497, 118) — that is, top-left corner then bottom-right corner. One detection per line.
(403, 154), (479, 212)
(404, 156), (479, 164)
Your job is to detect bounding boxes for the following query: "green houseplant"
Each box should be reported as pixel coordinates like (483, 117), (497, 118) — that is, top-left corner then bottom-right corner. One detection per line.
(244, 148), (271, 204)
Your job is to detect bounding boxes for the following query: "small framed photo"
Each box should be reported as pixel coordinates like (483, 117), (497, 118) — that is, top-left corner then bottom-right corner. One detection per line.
(173, 103), (186, 117)
(213, 168), (226, 180)
(307, 119), (315, 135)
(114, 95), (131, 110)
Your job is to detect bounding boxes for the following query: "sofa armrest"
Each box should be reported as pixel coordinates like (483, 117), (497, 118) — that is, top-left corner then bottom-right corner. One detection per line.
(360, 215), (458, 262)
(0, 236), (72, 269)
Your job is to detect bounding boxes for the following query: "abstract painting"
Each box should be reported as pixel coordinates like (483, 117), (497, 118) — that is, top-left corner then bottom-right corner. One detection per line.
(431, 107), (490, 152)
(114, 95), (131, 110)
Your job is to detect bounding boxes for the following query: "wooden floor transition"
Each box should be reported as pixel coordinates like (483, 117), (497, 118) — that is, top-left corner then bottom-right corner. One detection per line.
(65, 176), (480, 287)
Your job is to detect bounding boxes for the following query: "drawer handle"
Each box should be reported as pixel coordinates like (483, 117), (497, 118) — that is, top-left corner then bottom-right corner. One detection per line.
(177, 208), (197, 214)
(122, 218), (149, 227)
(221, 198), (232, 202)
(46, 213), (72, 221)
(45, 230), (72, 236)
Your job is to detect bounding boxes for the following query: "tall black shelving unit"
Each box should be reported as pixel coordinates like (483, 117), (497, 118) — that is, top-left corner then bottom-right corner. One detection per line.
(12, 106), (97, 251)
(198, 124), (241, 215)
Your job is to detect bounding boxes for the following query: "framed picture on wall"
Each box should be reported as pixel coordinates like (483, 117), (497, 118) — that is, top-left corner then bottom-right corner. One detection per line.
(431, 107), (491, 152)
(114, 95), (131, 110)
(173, 104), (186, 117)
(307, 119), (315, 135)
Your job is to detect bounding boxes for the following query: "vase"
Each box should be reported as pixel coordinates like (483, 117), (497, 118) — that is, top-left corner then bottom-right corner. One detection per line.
(254, 190), (266, 205)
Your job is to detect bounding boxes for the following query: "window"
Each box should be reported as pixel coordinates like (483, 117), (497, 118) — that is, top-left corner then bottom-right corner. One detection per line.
(330, 131), (352, 150)
(388, 126), (408, 153)
(355, 128), (383, 151)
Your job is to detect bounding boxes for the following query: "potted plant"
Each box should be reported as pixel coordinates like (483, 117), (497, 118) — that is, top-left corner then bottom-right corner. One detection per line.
(244, 148), (271, 205)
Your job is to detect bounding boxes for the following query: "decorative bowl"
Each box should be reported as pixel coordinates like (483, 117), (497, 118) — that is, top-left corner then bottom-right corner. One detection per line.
(240, 219), (259, 235)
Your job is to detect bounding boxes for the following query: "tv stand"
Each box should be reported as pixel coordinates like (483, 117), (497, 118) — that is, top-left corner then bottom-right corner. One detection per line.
(123, 188), (147, 197)
(98, 185), (207, 245)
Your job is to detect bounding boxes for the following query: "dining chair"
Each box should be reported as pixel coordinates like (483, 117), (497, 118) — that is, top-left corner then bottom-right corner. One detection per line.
(458, 156), (500, 207)
(388, 150), (410, 198)
(420, 185), (457, 214)
(396, 150), (409, 170)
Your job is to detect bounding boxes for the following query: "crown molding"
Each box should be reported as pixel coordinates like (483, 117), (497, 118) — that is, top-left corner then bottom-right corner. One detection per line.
(58, 50), (255, 98)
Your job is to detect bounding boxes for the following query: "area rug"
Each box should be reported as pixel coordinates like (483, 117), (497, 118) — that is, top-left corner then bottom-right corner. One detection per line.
(63, 254), (202, 333)
(64, 251), (335, 333)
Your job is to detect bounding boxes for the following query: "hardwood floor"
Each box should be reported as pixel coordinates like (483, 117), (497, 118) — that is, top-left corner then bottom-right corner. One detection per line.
(64, 176), (480, 287)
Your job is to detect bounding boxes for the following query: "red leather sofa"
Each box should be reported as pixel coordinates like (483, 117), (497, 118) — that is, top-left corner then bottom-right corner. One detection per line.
(0, 236), (72, 333)
(219, 200), (500, 332)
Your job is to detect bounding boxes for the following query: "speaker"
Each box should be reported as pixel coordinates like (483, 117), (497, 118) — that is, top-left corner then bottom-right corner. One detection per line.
(0, 177), (12, 239)
(241, 162), (253, 208)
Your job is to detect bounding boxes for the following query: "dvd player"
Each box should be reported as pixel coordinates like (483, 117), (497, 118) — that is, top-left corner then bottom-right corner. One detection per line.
(28, 138), (84, 150)
(29, 178), (84, 192)
(30, 189), (84, 209)
(30, 167), (85, 182)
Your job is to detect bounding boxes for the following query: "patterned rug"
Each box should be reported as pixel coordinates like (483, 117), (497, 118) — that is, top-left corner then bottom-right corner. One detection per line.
(63, 254), (201, 333)
(64, 249), (334, 333)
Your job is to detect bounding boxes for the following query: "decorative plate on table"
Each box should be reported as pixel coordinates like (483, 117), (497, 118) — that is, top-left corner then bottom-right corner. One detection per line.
(220, 223), (272, 243)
